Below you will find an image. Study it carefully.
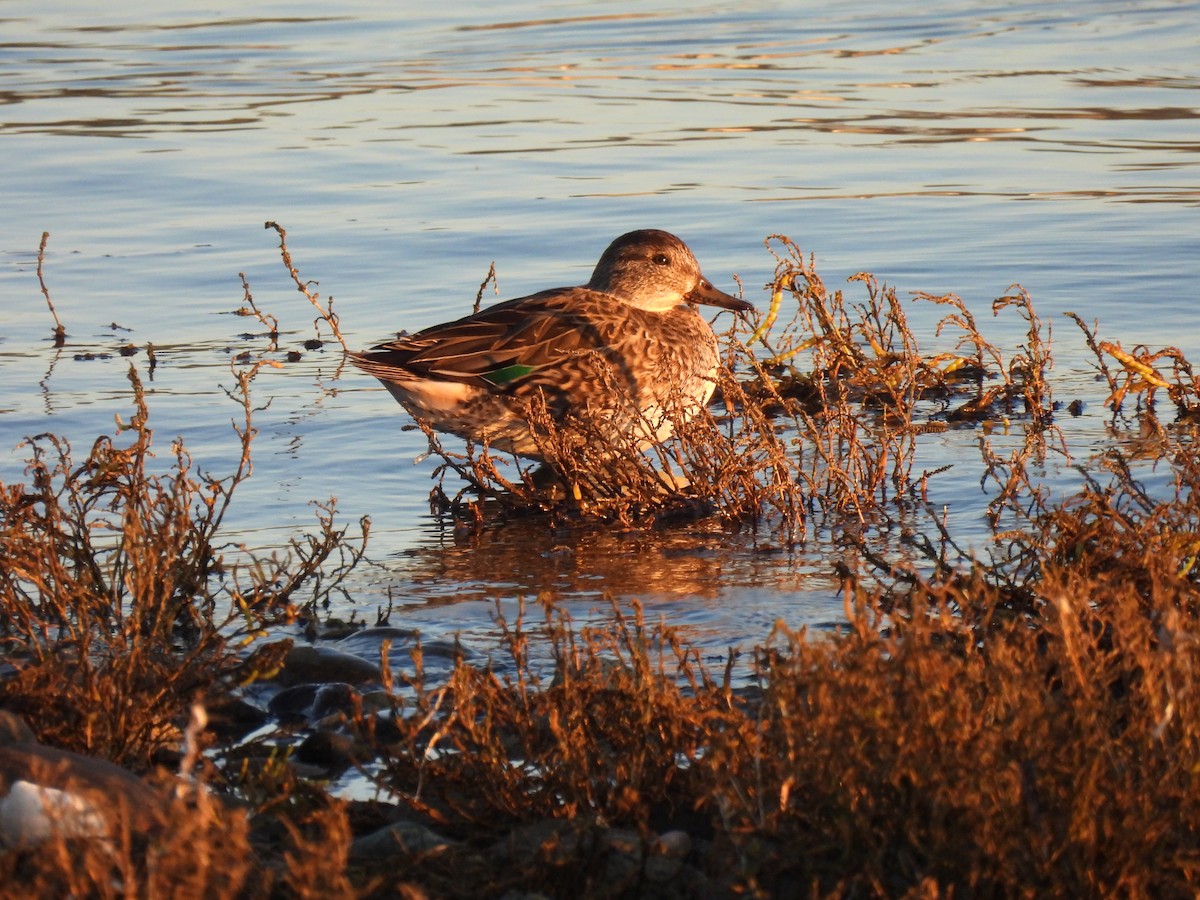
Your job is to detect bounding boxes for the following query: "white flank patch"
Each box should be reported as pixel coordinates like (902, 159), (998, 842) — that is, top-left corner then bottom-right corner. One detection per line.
(382, 378), (476, 416)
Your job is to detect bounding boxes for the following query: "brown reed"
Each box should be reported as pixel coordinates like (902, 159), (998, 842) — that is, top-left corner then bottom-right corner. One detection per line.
(7, 232), (1200, 896)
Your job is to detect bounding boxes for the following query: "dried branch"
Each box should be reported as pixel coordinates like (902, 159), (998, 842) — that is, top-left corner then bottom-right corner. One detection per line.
(37, 231), (66, 346)
(264, 220), (348, 351)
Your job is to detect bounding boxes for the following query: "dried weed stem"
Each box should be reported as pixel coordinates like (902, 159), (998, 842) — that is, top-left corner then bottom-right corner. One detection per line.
(264, 220), (348, 351)
(36, 231), (66, 346)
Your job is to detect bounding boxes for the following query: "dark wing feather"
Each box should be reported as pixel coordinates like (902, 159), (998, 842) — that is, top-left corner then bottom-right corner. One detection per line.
(355, 288), (609, 389)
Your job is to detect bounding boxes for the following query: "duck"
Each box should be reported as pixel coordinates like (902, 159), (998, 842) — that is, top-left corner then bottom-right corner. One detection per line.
(349, 229), (752, 460)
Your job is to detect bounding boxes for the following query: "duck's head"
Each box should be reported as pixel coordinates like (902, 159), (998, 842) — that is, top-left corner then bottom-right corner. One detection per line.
(587, 229), (753, 315)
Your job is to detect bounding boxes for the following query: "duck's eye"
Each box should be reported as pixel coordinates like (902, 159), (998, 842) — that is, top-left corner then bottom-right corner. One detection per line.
(652, 253), (670, 266)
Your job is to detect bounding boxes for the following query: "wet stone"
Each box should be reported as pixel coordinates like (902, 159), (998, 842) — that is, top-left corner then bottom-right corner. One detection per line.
(645, 848), (685, 883)
(203, 694), (270, 740)
(365, 708), (405, 743)
(335, 626), (420, 647)
(489, 818), (593, 867)
(332, 626), (421, 663)
(420, 638), (473, 661)
(349, 818), (457, 858)
(268, 682), (358, 723)
(286, 759), (332, 780)
(359, 689), (397, 714)
(335, 627), (477, 666)
(295, 730), (362, 769)
(277, 644), (381, 687)
(654, 829), (692, 859)
(603, 827), (644, 883)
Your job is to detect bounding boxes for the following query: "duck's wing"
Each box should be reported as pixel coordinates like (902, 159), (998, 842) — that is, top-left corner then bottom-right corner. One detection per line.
(352, 288), (614, 389)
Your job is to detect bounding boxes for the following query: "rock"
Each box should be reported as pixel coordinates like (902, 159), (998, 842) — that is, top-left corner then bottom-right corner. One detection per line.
(277, 645), (381, 686)
(667, 864), (723, 898)
(349, 818), (456, 858)
(645, 849), (682, 882)
(645, 829), (691, 882)
(335, 628), (477, 670)
(285, 759), (331, 780)
(0, 780), (109, 846)
(603, 827), (644, 883)
(268, 682), (359, 723)
(335, 626), (420, 651)
(308, 682), (359, 719)
(268, 684), (320, 722)
(203, 693), (270, 740)
(295, 730), (363, 769)
(359, 689), (397, 715)
(0, 711), (167, 847)
(654, 829), (692, 857)
(489, 818), (593, 866)
(420, 639), (473, 661)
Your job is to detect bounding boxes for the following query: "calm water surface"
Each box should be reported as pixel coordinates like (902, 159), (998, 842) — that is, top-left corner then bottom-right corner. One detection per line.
(1, 1), (1197, 663)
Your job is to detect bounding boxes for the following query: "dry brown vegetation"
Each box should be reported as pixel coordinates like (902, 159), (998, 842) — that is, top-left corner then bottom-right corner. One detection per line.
(423, 235), (1059, 543)
(0, 361), (367, 768)
(0, 359), (368, 895)
(3, 232), (1200, 895)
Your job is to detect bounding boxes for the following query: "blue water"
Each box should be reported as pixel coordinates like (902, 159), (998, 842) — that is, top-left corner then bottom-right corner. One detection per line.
(1, 0), (1197, 656)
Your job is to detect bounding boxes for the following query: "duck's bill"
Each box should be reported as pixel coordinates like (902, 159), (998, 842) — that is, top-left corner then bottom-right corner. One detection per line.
(687, 279), (755, 313)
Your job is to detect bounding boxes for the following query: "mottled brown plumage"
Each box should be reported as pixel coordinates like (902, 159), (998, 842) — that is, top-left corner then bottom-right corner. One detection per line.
(349, 230), (752, 459)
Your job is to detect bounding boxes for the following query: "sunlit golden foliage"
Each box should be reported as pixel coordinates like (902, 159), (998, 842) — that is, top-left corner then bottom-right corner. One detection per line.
(7, 232), (1200, 896)
(0, 363), (368, 768)
(364, 438), (1200, 895)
